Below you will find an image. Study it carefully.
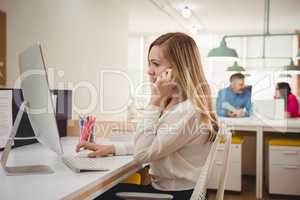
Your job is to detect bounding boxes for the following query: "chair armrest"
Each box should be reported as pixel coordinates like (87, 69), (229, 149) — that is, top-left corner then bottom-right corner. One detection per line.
(116, 192), (173, 200)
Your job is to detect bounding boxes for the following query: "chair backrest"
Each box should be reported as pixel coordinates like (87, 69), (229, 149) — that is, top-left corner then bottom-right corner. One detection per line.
(190, 122), (232, 200)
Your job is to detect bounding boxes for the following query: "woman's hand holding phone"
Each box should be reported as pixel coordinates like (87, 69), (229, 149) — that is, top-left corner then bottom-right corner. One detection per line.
(150, 69), (176, 107)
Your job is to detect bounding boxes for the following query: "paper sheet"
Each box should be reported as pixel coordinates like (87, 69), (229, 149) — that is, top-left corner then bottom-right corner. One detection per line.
(0, 90), (12, 148)
(51, 94), (57, 114)
(222, 102), (238, 113)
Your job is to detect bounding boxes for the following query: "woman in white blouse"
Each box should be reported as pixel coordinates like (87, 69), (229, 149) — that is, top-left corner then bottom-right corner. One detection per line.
(76, 32), (218, 200)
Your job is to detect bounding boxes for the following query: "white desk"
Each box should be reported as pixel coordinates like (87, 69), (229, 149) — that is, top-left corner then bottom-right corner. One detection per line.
(0, 137), (142, 200)
(220, 117), (300, 199)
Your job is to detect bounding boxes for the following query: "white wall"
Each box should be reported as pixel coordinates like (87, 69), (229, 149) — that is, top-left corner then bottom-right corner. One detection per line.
(127, 36), (145, 108)
(127, 34), (159, 109)
(0, 0), (130, 120)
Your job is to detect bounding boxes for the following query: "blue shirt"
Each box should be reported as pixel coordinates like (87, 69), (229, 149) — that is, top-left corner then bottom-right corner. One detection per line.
(216, 86), (252, 117)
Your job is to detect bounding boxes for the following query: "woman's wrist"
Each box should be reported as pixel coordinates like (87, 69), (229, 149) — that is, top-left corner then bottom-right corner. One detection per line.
(150, 96), (162, 107)
(108, 144), (116, 155)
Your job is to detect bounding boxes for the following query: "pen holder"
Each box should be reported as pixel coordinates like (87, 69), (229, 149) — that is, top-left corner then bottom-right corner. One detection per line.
(79, 124), (96, 143)
(79, 117), (96, 143)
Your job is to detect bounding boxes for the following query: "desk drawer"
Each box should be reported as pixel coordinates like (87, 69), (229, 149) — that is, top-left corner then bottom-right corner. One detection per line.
(269, 165), (300, 195)
(270, 146), (300, 165)
(215, 144), (241, 163)
(208, 162), (241, 191)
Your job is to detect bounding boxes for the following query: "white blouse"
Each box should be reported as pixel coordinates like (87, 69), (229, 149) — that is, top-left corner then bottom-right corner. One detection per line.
(114, 100), (212, 191)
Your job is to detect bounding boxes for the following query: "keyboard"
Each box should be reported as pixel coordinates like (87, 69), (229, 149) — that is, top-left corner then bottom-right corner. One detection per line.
(62, 155), (109, 173)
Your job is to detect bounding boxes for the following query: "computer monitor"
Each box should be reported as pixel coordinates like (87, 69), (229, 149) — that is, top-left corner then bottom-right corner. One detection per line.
(253, 99), (285, 120)
(19, 44), (62, 155)
(1, 44), (63, 175)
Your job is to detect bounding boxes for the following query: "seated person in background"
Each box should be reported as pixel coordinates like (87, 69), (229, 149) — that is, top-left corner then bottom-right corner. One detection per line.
(76, 32), (219, 200)
(216, 73), (252, 117)
(275, 82), (300, 118)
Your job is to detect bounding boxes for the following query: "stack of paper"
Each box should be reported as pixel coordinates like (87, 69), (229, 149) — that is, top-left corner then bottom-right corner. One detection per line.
(0, 90), (12, 148)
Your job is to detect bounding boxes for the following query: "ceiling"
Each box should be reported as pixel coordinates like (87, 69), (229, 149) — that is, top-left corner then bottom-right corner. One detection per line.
(129, 0), (300, 35)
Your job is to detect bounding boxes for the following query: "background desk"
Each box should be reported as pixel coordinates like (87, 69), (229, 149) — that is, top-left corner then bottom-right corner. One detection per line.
(0, 137), (142, 200)
(220, 117), (300, 199)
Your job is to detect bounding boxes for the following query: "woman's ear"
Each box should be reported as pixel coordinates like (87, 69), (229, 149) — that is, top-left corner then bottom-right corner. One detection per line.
(170, 69), (182, 93)
(173, 71), (181, 85)
(168, 68), (178, 81)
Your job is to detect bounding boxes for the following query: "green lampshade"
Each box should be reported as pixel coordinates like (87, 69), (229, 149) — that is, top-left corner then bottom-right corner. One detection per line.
(279, 73), (292, 78)
(208, 38), (239, 60)
(283, 59), (300, 71)
(227, 61), (245, 72)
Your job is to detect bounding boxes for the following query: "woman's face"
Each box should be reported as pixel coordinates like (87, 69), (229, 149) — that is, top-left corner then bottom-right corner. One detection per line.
(275, 88), (282, 98)
(148, 45), (171, 83)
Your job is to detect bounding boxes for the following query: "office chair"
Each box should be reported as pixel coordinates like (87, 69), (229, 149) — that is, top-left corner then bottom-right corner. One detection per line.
(116, 122), (232, 200)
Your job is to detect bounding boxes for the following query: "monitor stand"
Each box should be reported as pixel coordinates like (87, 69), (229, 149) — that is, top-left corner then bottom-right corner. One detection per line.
(0, 101), (54, 176)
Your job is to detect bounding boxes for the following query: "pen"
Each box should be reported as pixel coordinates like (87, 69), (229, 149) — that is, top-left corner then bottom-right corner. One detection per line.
(79, 116), (84, 134)
(81, 116), (92, 142)
(80, 116), (89, 142)
(88, 117), (96, 143)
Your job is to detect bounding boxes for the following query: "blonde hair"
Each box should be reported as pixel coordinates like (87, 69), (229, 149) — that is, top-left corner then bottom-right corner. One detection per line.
(148, 32), (218, 142)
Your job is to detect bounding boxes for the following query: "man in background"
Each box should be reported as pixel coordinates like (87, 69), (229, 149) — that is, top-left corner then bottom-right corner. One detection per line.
(216, 73), (252, 117)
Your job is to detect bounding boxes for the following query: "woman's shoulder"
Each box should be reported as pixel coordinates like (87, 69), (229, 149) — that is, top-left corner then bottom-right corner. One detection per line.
(288, 93), (299, 101)
(166, 99), (196, 119)
(177, 99), (196, 112)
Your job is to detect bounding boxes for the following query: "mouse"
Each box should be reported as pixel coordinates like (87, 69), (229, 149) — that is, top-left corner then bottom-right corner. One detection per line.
(76, 150), (93, 158)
